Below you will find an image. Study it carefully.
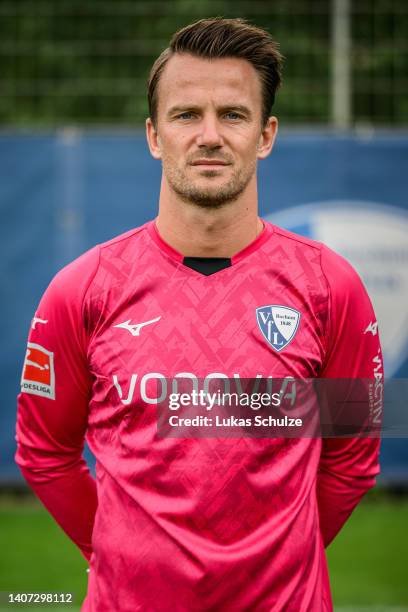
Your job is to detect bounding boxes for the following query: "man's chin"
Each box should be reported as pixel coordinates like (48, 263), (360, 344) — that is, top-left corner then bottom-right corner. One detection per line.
(166, 166), (254, 208)
(176, 187), (243, 208)
(194, 169), (225, 178)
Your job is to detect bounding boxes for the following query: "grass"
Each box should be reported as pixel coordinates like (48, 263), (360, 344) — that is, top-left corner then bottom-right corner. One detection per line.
(0, 490), (407, 610)
(326, 494), (408, 608)
(0, 494), (88, 609)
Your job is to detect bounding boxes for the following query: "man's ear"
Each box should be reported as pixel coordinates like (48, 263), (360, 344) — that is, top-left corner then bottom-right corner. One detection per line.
(256, 116), (278, 160)
(146, 118), (162, 160)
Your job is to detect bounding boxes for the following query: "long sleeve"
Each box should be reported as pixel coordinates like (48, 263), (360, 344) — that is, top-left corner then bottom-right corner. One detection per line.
(317, 244), (384, 547)
(16, 247), (100, 560)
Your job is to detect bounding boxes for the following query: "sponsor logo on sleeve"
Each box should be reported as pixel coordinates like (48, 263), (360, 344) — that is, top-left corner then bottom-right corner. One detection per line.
(20, 342), (55, 399)
(364, 321), (378, 336)
(370, 348), (383, 424)
(31, 314), (48, 330)
(256, 305), (301, 352)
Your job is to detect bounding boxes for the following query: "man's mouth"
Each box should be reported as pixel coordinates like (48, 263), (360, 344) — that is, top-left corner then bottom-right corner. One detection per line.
(190, 159), (231, 167)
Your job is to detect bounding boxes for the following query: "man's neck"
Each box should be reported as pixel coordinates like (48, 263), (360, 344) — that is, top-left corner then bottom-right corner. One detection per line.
(155, 187), (262, 259)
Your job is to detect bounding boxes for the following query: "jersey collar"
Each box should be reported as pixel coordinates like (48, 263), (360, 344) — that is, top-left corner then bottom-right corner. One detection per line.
(146, 219), (273, 269)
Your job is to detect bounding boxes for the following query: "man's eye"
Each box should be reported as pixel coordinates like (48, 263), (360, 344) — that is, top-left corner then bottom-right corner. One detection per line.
(177, 112), (194, 120)
(224, 112), (242, 120)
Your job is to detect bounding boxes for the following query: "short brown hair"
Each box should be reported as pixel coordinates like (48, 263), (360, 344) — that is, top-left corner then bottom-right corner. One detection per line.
(148, 17), (283, 127)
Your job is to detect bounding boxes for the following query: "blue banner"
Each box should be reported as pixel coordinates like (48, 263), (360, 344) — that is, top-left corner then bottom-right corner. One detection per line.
(1, 130), (407, 483)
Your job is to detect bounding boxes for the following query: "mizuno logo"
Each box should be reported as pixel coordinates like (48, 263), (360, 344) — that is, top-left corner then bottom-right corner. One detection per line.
(113, 316), (161, 337)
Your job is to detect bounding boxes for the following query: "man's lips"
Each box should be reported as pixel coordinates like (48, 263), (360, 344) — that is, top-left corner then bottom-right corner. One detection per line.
(190, 159), (231, 166)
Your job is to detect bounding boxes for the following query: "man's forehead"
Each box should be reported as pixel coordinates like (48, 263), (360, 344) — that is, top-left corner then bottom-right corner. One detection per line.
(158, 53), (262, 103)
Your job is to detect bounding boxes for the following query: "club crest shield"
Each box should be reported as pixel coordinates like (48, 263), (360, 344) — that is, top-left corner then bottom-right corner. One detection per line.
(256, 305), (301, 352)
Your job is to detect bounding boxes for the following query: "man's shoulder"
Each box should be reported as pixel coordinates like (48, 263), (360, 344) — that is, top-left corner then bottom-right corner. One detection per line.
(265, 220), (365, 295)
(61, 222), (150, 272)
(268, 221), (359, 272)
(98, 222), (150, 253)
(269, 222), (323, 253)
(47, 222), (152, 302)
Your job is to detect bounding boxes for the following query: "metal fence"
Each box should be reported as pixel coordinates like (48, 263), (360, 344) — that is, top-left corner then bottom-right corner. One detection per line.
(0, 0), (407, 128)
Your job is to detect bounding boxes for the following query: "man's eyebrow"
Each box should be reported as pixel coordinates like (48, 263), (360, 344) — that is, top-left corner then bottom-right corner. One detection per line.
(166, 104), (253, 117)
(167, 105), (201, 116)
(218, 105), (253, 117)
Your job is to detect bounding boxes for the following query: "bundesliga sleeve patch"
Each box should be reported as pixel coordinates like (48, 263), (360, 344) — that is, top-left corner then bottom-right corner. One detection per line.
(20, 342), (55, 399)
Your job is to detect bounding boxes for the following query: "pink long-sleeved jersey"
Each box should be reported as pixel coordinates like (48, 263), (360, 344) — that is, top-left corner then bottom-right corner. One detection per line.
(16, 220), (383, 611)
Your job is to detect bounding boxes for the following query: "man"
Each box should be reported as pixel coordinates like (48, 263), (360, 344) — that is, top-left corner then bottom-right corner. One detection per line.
(16, 18), (383, 611)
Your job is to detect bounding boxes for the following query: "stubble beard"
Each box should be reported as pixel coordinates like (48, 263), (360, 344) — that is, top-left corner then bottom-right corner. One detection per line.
(162, 155), (256, 209)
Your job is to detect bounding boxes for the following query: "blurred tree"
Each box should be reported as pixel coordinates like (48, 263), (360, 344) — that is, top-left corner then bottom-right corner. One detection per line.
(0, 0), (405, 126)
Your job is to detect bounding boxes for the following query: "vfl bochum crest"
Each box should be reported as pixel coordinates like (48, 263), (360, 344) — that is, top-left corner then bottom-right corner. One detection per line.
(256, 305), (301, 352)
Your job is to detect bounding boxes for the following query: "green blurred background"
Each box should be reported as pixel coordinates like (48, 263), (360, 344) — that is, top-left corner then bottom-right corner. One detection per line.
(1, 489), (407, 610)
(0, 0), (407, 128)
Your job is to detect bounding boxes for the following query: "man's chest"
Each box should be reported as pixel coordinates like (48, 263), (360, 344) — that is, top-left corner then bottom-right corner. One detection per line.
(87, 269), (327, 408)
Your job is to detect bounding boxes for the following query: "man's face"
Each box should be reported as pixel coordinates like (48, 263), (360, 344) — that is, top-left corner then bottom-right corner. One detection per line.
(147, 54), (277, 208)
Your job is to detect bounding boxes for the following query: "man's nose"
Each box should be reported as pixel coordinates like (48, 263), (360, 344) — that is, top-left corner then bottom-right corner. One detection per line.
(196, 115), (223, 148)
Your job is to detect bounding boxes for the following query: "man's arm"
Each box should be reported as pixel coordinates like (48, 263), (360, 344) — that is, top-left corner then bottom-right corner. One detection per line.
(317, 244), (383, 547)
(16, 249), (100, 560)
